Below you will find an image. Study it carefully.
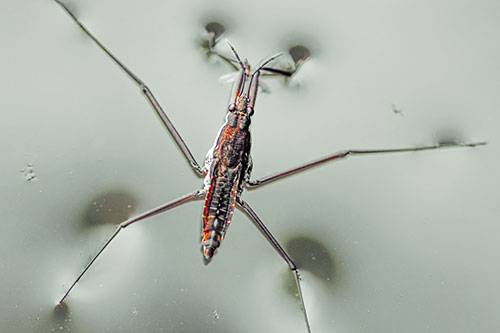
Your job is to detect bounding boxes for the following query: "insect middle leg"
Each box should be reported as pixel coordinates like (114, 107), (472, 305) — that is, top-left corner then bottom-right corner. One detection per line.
(237, 198), (311, 333)
(54, 0), (204, 175)
(246, 141), (487, 187)
(59, 189), (205, 304)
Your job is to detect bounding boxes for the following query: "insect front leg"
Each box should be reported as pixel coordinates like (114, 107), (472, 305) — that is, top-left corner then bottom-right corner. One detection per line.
(59, 189), (205, 304)
(237, 198), (311, 333)
(261, 45), (311, 78)
(246, 141), (486, 187)
(53, 0), (204, 175)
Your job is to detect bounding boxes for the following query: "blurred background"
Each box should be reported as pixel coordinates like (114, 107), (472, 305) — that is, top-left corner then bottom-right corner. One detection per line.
(1, 0), (499, 332)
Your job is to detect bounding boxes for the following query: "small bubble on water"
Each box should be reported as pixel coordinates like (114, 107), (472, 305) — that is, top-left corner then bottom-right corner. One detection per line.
(21, 163), (37, 181)
(391, 104), (404, 116)
(213, 310), (219, 319)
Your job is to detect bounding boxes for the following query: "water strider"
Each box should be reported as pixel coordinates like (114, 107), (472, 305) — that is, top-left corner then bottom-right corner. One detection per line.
(54, 1), (486, 331)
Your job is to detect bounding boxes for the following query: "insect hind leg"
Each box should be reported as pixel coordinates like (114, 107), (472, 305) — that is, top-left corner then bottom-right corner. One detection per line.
(237, 198), (311, 333)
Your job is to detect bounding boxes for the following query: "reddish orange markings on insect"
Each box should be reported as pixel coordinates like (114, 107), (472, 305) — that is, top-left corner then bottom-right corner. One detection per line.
(201, 182), (214, 243)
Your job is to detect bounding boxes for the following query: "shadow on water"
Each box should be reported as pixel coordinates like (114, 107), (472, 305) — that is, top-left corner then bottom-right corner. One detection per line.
(288, 45), (311, 66)
(205, 22), (225, 40)
(435, 130), (472, 146)
(43, 302), (73, 332)
(78, 189), (138, 229)
(282, 233), (340, 300)
(198, 16), (313, 82)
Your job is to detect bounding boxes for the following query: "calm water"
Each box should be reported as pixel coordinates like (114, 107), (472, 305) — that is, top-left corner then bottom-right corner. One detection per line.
(1, 0), (499, 332)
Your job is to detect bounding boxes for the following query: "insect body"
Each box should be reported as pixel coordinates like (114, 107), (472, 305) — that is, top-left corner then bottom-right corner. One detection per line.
(54, 1), (486, 332)
(201, 52), (280, 258)
(202, 63), (253, 258)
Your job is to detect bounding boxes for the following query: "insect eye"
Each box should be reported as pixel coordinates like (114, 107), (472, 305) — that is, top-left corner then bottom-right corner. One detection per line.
(246, 106), (254, 116)
(228, 103), (236, 112)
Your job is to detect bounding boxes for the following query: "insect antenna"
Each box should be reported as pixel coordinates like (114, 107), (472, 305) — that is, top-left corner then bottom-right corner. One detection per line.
(225, 40), (245, 70)
(246, 53), (283, 105)
(252, 53), (283, 75)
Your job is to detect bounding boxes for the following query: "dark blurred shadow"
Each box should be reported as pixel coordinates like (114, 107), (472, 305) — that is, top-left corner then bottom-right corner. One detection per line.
(198, 11), (235, 58)
(288, 45), (311, 66)
(47, 302), (73, 332)
(435, 130), (467, 146)
(278, 42), (315, 87)
(205, 21), (225, 40)
(53, 302), (69, 320)
(285, 235), (335, 282)
(79, 189), (138, 229)
(282, 233), (340, 300)
(199, 21), (226, 54)
(279, 31), (319, 62)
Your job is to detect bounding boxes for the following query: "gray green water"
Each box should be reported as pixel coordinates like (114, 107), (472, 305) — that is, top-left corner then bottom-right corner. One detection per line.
(1, 0), (499, 332)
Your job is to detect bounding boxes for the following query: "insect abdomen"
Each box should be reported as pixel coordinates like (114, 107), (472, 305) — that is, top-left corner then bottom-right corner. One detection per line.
(202, 167), (240, 259)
